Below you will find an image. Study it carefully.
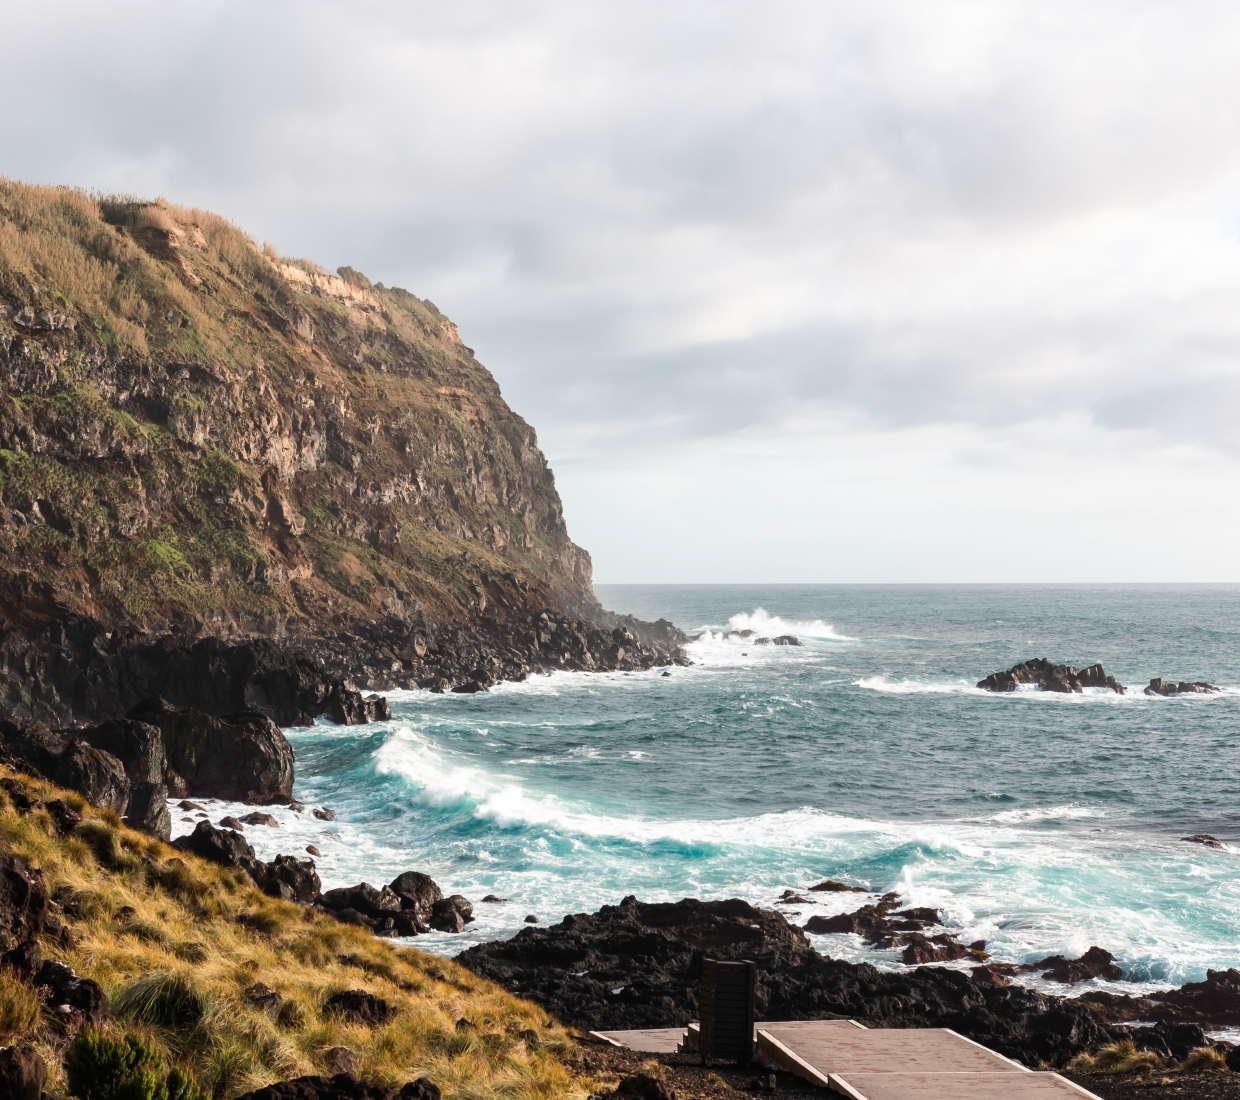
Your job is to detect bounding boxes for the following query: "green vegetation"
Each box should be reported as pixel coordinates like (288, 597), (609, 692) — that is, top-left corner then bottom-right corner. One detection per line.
(0, 176), (592, 630)
(0, 766), (586, 1099)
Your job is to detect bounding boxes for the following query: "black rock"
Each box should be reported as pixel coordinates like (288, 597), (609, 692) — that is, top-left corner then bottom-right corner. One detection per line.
(0, 852), (47, 976)
(1145, 678), (1221, 696)
(55, 740), (129, 813)
(1021, 946), (1123, 984)
(233, 1076), (440, 1100)
(323, 989), (396, 1025)
(457, 894), (1112, 1068)
(977, 658), (1124, 695)
(35, 959), (109, 1028)
(124, 779), (172, 840)
(0, 1045), (45, 1100)
(320, 882), (403, 920)
(174, 819), (258, 869)
(258, 854), (321, 904)
(388, 871), (442, 922)
(429, 894), (474, 932)
(130, 698), (294, 804)
(78, 718), (165, 786)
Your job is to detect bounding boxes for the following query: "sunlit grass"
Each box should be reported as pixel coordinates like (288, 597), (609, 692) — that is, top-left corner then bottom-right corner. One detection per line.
(0, 765), (584, 1100)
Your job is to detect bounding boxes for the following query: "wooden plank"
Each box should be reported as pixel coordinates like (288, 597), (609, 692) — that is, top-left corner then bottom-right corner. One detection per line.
(589, 1028), (688, 1053)
(829, 1072), (1101, 1099)
(758, 1024), (1021, 1076)
(754, 1029), (833, 1088)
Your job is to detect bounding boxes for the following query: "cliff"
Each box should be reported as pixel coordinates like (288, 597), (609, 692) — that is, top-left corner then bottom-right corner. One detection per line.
(0, 180), (594, 638)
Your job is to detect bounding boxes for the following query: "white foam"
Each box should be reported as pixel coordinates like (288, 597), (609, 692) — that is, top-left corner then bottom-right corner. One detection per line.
(855, 676), (985, 695)
(722, 607), (853, 641)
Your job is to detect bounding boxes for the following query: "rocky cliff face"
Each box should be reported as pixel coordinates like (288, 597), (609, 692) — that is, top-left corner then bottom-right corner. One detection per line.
(0, 181), (596, 638)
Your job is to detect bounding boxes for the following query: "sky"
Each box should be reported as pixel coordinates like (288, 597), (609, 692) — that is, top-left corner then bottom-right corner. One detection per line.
(3, 1), (1240, 582)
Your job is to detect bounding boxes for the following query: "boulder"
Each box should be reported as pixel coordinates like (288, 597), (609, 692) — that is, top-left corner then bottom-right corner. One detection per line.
(0, 1046), (46, 1100)
(240, 811), (279, 827)
(430, 894), (474, 932)
(977, 658), (1124, 695)
(258, 854), (321, 904)
(129, 697), (294, 804)
(388, 871), (442, 922)
(1182, 834), (1226, 849)
(174, 819), (258, 869)
(320, 882), (403, 920)
(808, 880), (866, 893)
(221, 816), (246, 830)
(55, 740), (129, 813)
(35, 959), (108, 1028)
(323, 1048), (361, 1076)
(611, 1075), (675, 1100)
(327, 686), (391, 725)
(78, 718), (165, 785)
(323, 989), (396, 1025)
(0, 719), (70, 775)
(0, 853), (47, 976)
(313, 807), (336, 821)
(1021, 946), (1123, 983)
(771, 636), (802, 646)
(124, 780), (172, 840)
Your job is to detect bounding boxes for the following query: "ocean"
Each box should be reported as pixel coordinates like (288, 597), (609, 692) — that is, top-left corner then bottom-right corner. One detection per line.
(172, 584), (1240, 999)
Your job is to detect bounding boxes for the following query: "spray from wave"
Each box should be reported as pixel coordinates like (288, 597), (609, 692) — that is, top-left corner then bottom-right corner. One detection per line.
(707, 607), (854, 640)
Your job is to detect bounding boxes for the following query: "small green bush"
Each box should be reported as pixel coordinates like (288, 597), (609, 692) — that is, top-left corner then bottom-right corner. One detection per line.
(65, 1028), (206, 1100)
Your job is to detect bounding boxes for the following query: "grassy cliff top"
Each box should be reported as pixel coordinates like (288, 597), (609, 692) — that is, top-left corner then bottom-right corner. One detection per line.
(0, 764), (612, 1098)
(0, 180), (595, 637)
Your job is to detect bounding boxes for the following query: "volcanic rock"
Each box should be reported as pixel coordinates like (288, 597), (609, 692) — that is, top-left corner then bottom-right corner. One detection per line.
(977, 658), (1124, 694)
(123, 779), (172, 840)
(1182, 834), (1227, 849)
(611, 1075), (676, 1100)
(130, 698), (294, 804)
(388, 871), (442, 922)
(0, 1046), (45, 1100)
(240, 811), (280, 827)
(1021, 946), (1123, 984)
(430, 894), (474, 932)
(809, 880), (866, 893)
(323, 989), (396, 1025)
(0, 852), (47, 976)
(35, 959), (108, 1028)
(256, 854), (321, 904)
(234, 1076), (440, 1100)
(55, 740), (130, 813)
(1145, 678), (1221, 696)
(174, 819), (258, 869)
(457, 894), (1112, 1067)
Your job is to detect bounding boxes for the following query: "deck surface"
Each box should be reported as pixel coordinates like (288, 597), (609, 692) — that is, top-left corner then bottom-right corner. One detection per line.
(590, 1028), (688, 1052)
(755, 1022), (1101, 1099)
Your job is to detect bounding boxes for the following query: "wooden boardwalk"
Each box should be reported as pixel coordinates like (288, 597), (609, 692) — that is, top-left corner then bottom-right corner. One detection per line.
(596, 1020), (1102, 1099)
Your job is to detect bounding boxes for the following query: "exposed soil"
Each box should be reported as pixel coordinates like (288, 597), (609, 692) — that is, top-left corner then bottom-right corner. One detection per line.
(1065, 1072), (1240, 1099)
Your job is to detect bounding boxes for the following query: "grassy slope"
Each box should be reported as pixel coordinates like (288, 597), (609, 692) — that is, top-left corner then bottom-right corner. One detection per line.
(0, 180), (593, 634)
(0, 765), (606, 1099)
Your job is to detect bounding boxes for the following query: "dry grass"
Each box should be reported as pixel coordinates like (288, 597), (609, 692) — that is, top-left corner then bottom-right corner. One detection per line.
(1068, 1040), (1165, 1076)
(0, 765), (583, 1100)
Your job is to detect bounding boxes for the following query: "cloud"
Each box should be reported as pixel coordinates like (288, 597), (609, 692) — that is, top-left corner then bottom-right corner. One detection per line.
(3, 0), (1240, 578)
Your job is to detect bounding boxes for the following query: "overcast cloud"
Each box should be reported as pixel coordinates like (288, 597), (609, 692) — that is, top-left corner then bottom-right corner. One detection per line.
(4, 1), (1240, 581)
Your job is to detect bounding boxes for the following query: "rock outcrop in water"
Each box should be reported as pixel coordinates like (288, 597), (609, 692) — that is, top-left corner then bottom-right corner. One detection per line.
(1144, 677), (1220, 696)
(456, 895), (1115, 1067)
(802, 891), (986, 965)
(977, 658), (1124, 694)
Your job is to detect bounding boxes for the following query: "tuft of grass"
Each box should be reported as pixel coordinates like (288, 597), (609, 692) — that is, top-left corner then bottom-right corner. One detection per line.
(1068, 1040), (1165, 1076)
(1178, 1046), (1228, 1074)
(0, 972), (41, 1042)
(114, 971), (207, 1029)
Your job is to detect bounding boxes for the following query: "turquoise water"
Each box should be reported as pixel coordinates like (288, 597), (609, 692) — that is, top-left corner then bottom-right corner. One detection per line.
(175, 585), (1240, 995)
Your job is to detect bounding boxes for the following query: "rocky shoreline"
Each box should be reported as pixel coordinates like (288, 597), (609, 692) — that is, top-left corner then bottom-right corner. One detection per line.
(456, 894), (1240, 1070)
(0, 606), (690, 728)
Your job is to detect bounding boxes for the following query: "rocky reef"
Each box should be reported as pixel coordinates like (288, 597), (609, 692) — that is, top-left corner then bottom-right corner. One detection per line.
(977, 658), (1125, 694)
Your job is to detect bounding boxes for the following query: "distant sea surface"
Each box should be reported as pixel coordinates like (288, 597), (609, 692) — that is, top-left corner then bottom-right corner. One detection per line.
(176, 585), (1240, 996)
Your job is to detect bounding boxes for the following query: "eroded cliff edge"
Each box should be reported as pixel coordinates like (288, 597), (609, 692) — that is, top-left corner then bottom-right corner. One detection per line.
(0, 181), (684, 722)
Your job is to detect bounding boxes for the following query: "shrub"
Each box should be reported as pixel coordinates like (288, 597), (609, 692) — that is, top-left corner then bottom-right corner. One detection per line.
(1179, 1045), (1228, 1074)
(65, 1028), (208, 1100)
(114, 971), (206, 1028)
(1068, 1039), (1164, 1075)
